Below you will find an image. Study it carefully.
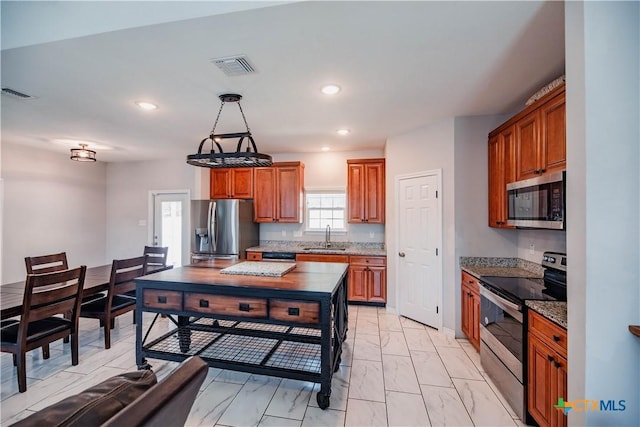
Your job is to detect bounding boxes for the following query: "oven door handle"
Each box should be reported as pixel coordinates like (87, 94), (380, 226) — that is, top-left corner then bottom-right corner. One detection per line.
(479, 285), (523, 322)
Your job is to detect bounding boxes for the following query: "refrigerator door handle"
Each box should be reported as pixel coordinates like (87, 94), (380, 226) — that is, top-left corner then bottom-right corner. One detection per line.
(210, 201), (218, 252)
(207, 201), (214, 253)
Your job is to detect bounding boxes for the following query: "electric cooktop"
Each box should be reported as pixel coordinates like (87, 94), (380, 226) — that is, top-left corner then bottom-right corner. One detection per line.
(479, 276), (566, 305)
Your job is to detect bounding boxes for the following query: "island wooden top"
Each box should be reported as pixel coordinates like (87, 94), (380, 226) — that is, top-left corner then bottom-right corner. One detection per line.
(136, 259), (349, 297)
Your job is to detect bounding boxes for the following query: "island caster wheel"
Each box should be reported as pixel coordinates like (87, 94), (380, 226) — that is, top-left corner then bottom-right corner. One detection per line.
(316, 392), (330, 409)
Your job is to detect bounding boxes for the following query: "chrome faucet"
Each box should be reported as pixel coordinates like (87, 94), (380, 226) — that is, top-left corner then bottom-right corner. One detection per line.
(325, 224), (332, 248)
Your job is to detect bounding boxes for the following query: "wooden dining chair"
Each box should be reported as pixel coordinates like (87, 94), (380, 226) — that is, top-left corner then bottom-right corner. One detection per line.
(79, 256), (147, 349)
(24, 252), (68, 274)
(0, 266), (87, 392)
(143, 246), (169, 268)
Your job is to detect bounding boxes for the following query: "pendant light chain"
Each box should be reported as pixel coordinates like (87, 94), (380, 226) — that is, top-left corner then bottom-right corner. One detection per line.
(209, 101), (226, 135)
(237, 101), (251, 133)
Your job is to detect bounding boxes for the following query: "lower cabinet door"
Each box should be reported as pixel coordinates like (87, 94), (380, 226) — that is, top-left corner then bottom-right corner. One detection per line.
(348, 266), (367, 301)
(528, 334), (554, 427)
(367, 266), (386, 303)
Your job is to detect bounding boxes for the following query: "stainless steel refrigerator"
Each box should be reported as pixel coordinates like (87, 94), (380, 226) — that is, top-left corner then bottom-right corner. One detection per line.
(190, 199), (259, 262)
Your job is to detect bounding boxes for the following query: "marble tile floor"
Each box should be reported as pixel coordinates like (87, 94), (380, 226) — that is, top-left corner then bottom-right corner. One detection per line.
(1, 306), (526, 426)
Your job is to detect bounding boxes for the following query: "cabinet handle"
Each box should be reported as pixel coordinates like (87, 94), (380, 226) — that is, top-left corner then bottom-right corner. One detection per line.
(547, 355), (554, 362)
(398, 252), (406, 257)
(552, 335), (561, 342)
(157, 296), (167, 304)
(554, 361), (562, 368)
(540, 168), (546, 173)
(239, 303), (250, 312)
(287, 307), (300, 316)
(199, 299), (209, 308)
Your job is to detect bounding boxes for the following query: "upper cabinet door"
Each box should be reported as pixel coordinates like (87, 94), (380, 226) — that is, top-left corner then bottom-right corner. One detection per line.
(276, 164), (303, 223)
(347, 158), (385, 224)
(540, 92), (566, 175)
(210, 169), (232, 199)
(231, 168), (254, 199)
(210, 168), (254, 199)
(516, 109), (541, 181)
(488, 127), (516, 228)
(252, 162), (304, 223)
(253, 167), (277, 222)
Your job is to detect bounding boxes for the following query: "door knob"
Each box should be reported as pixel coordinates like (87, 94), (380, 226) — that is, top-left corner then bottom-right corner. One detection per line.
(398, 252), (405, 257)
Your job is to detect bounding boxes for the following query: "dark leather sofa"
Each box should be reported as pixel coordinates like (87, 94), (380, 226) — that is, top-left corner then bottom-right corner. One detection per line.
(11, 356), (208, 427)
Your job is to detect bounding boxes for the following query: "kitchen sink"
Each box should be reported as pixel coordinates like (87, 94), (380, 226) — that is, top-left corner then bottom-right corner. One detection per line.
(302, 247), (346, 252)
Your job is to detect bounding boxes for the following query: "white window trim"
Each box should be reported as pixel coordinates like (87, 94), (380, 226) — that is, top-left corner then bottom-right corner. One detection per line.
(304, 187), (348, 233)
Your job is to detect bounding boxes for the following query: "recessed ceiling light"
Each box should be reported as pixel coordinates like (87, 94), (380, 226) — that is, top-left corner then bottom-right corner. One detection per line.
(135, 101), (158, 110)
(321, 84), (341, 95)
(336, 129), (350, 136)
(321, 146), (330, 152)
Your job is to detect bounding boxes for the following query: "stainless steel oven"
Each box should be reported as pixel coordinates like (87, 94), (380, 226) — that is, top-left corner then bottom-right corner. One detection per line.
(479, 285), (526, 420)
(478, 252), (567, 422)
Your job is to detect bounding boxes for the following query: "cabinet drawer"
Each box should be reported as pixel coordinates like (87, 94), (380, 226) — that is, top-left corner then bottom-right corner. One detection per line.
(246, 252), (262, 261)
(461, 271), (479, 293)
(349, 256), (386, 266)
(528, 310), (567, 357)
(184, 293), (268, 318)
(142, 289), (182, 311)
(270, 299), (319, 324)
(296, 253), (349, 263)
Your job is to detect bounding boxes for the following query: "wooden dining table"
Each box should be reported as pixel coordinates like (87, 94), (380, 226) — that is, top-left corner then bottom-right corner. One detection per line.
(0, 264), (172, 320)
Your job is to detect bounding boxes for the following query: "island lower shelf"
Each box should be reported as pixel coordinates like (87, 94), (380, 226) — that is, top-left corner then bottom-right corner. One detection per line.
(142, 317), (326, 379)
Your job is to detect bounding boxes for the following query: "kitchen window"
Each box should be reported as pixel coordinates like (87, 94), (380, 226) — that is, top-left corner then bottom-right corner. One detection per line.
(305, 190), (346, 232)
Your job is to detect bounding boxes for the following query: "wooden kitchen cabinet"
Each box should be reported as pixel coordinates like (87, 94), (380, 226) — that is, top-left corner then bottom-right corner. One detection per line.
(210, 168), (254, 199)
(527, 309), (568, 427)
(347, 158), (385, 224)
(347, 256), (386, 303)
(488, 126), (516, 228)
(515, 86), (566, 181)
(460, 271), (480, 351)
(296, 253), (349, 263)
(253, 162), (304, 223)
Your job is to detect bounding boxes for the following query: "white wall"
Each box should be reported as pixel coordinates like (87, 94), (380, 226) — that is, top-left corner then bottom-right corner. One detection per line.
(385, 118), (455, 317)
(566, 2), (639, 425)
(1, 142), (107, 283)
(105, 158), (198, 261)
(259, 150), (385, 243)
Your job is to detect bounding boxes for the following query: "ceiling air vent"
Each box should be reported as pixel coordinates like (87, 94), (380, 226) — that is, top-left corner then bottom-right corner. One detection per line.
(210, 55), (256, 76)
(2, 87), (35, 99)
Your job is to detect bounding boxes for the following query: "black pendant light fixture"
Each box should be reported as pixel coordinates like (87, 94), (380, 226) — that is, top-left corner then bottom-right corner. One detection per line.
(70, 144), (96, 162)
(186, 94), (272, 168)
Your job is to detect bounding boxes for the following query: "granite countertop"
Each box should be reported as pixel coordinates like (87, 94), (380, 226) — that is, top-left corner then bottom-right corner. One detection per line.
(461, 265), (542, 279)
(526, 300), (567, 329)
(459, 256), (544, 280)
(247, 241), (386, 257)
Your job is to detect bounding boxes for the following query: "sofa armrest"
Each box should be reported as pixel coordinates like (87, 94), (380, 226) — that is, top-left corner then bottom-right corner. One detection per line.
(101, 356), (208, 427)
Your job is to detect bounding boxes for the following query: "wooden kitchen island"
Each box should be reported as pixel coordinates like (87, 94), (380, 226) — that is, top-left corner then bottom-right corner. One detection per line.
(134, 259), (349, 409)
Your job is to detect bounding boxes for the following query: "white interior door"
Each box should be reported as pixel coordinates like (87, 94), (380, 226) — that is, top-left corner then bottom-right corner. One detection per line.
(397, 171), (442, 329)
(151, 191), (190, 266)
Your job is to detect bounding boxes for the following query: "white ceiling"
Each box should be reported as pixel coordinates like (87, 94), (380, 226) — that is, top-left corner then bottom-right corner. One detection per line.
(1, 1), (565, 163)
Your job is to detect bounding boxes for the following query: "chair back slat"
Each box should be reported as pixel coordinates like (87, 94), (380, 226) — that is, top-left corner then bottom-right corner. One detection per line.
(107, 256), (148, 299)
(22, 267), (86, 324)
(25, 252), (69, 274)
(143, 246), (168, 267)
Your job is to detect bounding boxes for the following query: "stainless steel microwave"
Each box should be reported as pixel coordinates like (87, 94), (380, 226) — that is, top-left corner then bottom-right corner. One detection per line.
(507, 171), (565, 230)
